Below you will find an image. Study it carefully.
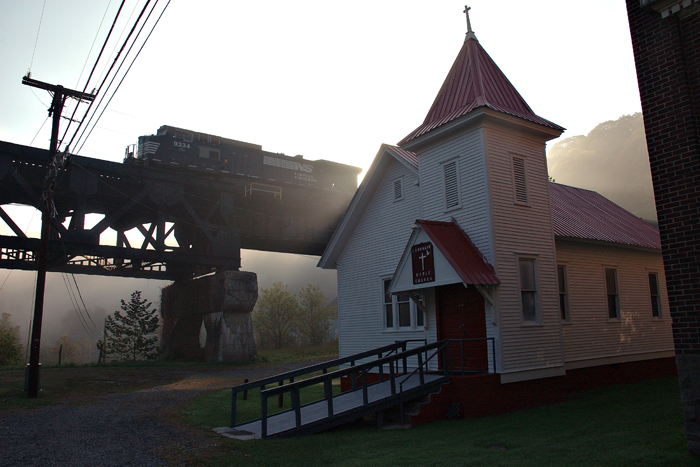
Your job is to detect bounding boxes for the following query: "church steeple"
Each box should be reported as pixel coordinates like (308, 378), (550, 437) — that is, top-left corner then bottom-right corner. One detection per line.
(398, 7), (563, 147)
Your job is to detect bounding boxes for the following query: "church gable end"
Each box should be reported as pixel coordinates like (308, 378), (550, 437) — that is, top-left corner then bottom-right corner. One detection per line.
(334, 157), (422, 359)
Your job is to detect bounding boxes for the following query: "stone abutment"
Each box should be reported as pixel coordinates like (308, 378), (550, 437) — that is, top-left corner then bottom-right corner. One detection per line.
(161, 271), (257, 361)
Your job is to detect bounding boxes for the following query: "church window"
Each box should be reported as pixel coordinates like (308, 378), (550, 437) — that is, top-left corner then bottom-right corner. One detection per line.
(649, 272), (662, 318)
(382, 278), (424, 330)
(558, 265), (570, 322)
(383, 279), (394, 328)
(605, 268), (620, 320)
(519, 257), (539, 323)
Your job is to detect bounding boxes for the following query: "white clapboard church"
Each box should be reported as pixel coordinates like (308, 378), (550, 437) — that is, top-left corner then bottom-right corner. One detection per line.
(318, 10), (674, 417)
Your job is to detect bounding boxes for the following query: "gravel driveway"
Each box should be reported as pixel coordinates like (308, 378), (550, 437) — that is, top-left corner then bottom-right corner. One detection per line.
(0, 361), (320, 467)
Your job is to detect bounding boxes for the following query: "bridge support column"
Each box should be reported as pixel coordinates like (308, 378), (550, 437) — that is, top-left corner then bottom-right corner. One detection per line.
(161, 271), (258, 361)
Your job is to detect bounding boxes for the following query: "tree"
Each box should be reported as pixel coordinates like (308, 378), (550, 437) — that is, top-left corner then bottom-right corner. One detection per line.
(97, 291), (160, 361)
(0, 313), (23, 366)
(295, 284), (333, 346)
(48, 335), (93, 365)
(253, 282), (299, 349)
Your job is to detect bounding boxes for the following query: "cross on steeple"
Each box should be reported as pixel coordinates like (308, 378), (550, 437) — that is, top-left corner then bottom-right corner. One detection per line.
(463, 5), (476, 41)
(464, 5), (473, 33)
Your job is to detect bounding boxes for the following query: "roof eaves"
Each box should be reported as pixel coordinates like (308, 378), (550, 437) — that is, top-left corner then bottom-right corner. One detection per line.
(399, 106), (487, 150)
(554, 235), (661, 253)
(383, 145), (418, 171)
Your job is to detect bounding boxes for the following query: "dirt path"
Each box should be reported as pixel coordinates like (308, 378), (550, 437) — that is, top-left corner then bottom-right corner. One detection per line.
(0, 361), (321, 466)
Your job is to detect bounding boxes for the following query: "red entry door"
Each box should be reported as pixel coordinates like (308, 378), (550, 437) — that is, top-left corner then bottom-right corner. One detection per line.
(436, 283), (488, 372)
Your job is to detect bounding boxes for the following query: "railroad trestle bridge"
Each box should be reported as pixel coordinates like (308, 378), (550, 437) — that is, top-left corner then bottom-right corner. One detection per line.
(0, 140), (359, 360)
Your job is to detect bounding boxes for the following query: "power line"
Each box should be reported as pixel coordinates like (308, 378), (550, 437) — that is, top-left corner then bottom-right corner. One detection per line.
(76, 0), (172, 154)
(71, 273), (99, 331)
(0, 271), (12, 293)
(95, 0), (142, 89)
(60, 0), (128, 149)
(66, 0), (156, 153)
(62, 273), (93, 338)
(74, 0), (114, 90)
(28, 0), (47, 74)
(29, 88), (48, 108)
(29, 116), (50, 146)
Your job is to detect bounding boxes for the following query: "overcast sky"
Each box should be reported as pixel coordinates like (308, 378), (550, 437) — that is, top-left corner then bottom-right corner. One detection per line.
(0, 1), (645, 341)
(1, 1), (641, 168)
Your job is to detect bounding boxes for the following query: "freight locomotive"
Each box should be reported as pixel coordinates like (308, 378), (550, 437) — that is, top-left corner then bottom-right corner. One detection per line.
(124, 125), (360, 194)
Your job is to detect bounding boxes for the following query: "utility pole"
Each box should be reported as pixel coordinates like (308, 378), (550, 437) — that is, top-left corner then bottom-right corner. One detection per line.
(21, 75), (94, 398)
(99, 316), (107, 364)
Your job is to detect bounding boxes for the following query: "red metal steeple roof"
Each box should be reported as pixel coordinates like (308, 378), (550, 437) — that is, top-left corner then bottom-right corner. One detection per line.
(399, 20), (563, 146)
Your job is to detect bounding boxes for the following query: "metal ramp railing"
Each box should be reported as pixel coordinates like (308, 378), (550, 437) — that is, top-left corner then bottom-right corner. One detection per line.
(221, 338), (495, 439)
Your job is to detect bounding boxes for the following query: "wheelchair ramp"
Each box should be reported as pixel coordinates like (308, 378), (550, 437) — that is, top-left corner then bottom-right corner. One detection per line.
(216, 339), (494, 439)
(216, 373), (447, 439)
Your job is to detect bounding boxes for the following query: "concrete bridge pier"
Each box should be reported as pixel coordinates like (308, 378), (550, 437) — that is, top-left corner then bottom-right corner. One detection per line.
(161, 271), (257, 361)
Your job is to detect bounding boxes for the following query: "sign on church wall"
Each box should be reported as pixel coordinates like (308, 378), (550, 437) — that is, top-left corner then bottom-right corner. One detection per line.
(412, 242), (435, 284)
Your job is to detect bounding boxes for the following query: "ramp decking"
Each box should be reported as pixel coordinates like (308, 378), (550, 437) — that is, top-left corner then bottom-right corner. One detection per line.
(216, 373), (446, 439)
(216, 339), (495, 439)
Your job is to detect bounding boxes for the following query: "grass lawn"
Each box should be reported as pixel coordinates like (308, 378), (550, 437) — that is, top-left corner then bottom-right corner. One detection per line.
(0, 343), (338, 410)
(0, 363), (196, 409)
(184, 377), (700, 467)
(256, 343), (340, 365)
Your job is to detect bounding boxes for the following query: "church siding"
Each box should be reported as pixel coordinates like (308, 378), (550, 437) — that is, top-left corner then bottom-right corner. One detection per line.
(417, 127), (494, 265)
(336, 158), (427, 361)
(483, 124), (564, 376)
(416, 127), (501, 365)
(556, 239), (674, 366)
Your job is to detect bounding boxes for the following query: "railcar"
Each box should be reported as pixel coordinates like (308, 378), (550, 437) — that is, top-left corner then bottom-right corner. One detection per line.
(124, 125), (360, 194)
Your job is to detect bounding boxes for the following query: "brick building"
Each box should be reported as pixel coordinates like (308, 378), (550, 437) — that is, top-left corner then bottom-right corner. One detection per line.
(626, 0), (700, 455)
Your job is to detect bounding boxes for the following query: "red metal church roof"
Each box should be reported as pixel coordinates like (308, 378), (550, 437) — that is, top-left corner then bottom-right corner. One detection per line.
(417, 219), (500, 285)
(550, 183), (661, 250)
(399, 35), (563, 146)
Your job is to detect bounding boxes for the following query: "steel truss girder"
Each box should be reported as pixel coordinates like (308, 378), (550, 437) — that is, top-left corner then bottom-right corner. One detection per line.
(0, 235), (238, 280)
(0, 139), (350, 279)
